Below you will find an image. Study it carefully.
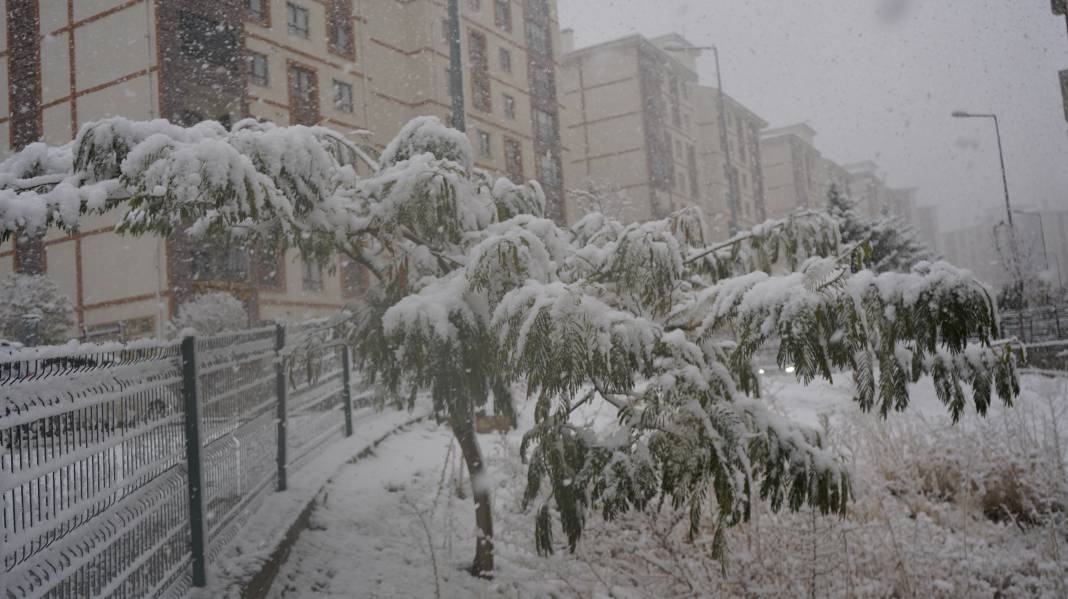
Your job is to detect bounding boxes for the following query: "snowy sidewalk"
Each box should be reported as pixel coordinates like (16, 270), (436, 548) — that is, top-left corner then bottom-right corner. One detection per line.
(265, 421), (472, 598)
(200, 406), (432, 598)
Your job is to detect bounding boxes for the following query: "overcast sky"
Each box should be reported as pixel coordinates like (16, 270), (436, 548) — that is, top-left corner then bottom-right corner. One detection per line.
(558, 0), (1068, 229)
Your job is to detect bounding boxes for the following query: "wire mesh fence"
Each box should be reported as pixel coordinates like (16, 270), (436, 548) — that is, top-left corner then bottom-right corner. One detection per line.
(999, 303), (1068, 344)
(1, 320), (365, 598)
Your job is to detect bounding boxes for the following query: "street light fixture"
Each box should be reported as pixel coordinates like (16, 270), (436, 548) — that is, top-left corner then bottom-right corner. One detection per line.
(952, 109), (1024, 331)
(664, 43), (740, 233)
(951, 110), (1012, 228)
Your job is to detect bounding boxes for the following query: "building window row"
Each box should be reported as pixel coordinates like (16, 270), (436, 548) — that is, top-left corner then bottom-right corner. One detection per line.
(249, 55), (354, 117)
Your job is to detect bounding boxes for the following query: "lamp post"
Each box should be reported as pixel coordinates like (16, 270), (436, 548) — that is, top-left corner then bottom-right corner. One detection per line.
(951, 111), (1013, 227)
(664, 43), (739, 233)
(952, 110), (1024, 336)
(447, 0), (466, 132)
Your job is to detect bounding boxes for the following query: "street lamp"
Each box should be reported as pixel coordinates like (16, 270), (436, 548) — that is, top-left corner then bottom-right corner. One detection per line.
(951, 111), (1012, 228)
(664, 43), (740, 233)
(953, 110), (1024, 334)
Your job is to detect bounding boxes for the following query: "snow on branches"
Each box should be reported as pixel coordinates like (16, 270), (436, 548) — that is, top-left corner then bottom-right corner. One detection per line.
(0, 115), (1018, 572)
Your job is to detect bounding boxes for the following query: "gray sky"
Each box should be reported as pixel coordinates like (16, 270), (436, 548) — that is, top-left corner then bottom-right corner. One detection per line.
(558, 0), (1068, 229)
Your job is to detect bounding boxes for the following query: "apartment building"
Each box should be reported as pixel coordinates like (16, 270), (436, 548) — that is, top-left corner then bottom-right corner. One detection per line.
(560, 33), (701, 225)
(1054, 0), (1068, 123)
(560, 32), (768, 241)
(843, 161), (893, 220)
(0, 0), (565, 340)
(760, 124), (828, 219)
(695, 86), (768, 238)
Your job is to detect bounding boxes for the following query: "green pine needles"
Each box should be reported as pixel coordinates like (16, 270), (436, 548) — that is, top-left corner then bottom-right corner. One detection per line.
(0, 116), (1017, 576)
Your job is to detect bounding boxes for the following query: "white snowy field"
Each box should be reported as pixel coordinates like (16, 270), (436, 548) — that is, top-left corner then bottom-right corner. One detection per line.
(267, 374), (1068, 598)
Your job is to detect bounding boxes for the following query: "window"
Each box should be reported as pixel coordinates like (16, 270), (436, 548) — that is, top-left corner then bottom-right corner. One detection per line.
(302, 256), (324, 291)
(287, 3), (310, 38)
(503, 93), (516, 119)
(668, 76), (681, 127)
(330, 21), (353, 55)
(494, 0), (512, 31)
(253, 242), (283, 288)
(249, 52), (269, 87)
(468, 0), (481, 11)
(534, 109), (555, 143)
(333, 79), (353, 113)
(247, 0), (268, 23)
(687, 145), (699, 198)
(179, 11), (237, 70)
(477, 129), (492, 158)
(342, 259), (365, 298)
(504, 138), (523, 182)
(441, 19), (451, 45)
(532, 67), (553, 99)
(469, 30), (492, 112)
(499, 48), (512, 73)
(526, 20), (549, 55)
(536, 150), (559, 186)
(193, 243), (249, 282)
(289, 64), (319, 125)
(328, 5), (354, 57)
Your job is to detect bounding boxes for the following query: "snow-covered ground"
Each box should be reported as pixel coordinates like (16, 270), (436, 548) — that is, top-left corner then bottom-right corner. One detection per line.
(267, 374), (1068, 598)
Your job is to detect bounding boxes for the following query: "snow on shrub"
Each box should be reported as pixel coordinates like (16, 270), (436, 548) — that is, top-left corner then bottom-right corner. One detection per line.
(171, 292), (249, 336)
(0, 273), (75, 346)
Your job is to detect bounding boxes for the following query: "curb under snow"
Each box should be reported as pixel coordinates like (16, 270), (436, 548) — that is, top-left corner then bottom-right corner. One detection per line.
(191, 406), (431, 599)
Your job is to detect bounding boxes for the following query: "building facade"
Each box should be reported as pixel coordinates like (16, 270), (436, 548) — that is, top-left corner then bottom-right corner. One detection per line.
(561, 33), (701, 225)
(760, 124), (829, 219)
(0, 0), (566, 340)
(1054, 0), (1068, 123)
(560, 32), (768, 240)
(696, 87), (768, 238)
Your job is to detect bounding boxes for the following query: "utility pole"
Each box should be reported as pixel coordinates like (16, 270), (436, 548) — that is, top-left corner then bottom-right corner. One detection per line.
(952, 110), (1025, 336)
(447, 0), (466, 132)
(665, 43), (739, 233)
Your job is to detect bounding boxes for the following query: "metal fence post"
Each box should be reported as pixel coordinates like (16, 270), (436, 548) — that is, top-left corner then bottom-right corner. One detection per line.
(275, 324), (288, 492)
(341, 345), (354, 437)
(180, 336), (208, 587)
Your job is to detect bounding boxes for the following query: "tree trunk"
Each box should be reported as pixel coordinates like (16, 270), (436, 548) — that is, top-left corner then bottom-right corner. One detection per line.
(450, 411), (494, 578)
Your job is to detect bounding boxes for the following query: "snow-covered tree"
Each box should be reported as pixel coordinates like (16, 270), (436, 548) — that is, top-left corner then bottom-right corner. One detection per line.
(827, 184), (932, 273)
(0, 273), (75, 346)
(0, 116), (1018, 577)
(567, 178), (632, 221)
(170, 291), (249, 335)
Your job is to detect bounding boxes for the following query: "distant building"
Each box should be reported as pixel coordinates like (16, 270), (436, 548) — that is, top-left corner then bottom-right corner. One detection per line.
(843, 161), (893, 220)
(560, 33), (702, 225)
(0, 0), (566, 339)
(760, 124), (829, 218)
(1054, 0), (1068, 123)
(912, 205), (942, 255)
(695, 86), (769, 238)
(941, 206), (1068, 291)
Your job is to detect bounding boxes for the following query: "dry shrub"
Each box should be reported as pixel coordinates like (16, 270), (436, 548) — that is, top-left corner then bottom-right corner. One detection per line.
(548, 376), (1068, 598)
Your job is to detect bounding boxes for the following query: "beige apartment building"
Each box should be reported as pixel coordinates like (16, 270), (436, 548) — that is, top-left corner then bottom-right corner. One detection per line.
(560, 32), (768, 240)
(844, 161), (893, 220)
(560, 33), (700, 225)
(695, 86), (768, 238)
(1054, 0), (1068, 123)
(760, 124), (834, 218)
(0, 0), (565, 340)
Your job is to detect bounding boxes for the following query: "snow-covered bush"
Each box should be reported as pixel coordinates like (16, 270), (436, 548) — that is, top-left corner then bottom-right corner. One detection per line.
(170, 292), (249, 336)
(0, 273), (75, 346)
(0, 115), (1019, 579)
